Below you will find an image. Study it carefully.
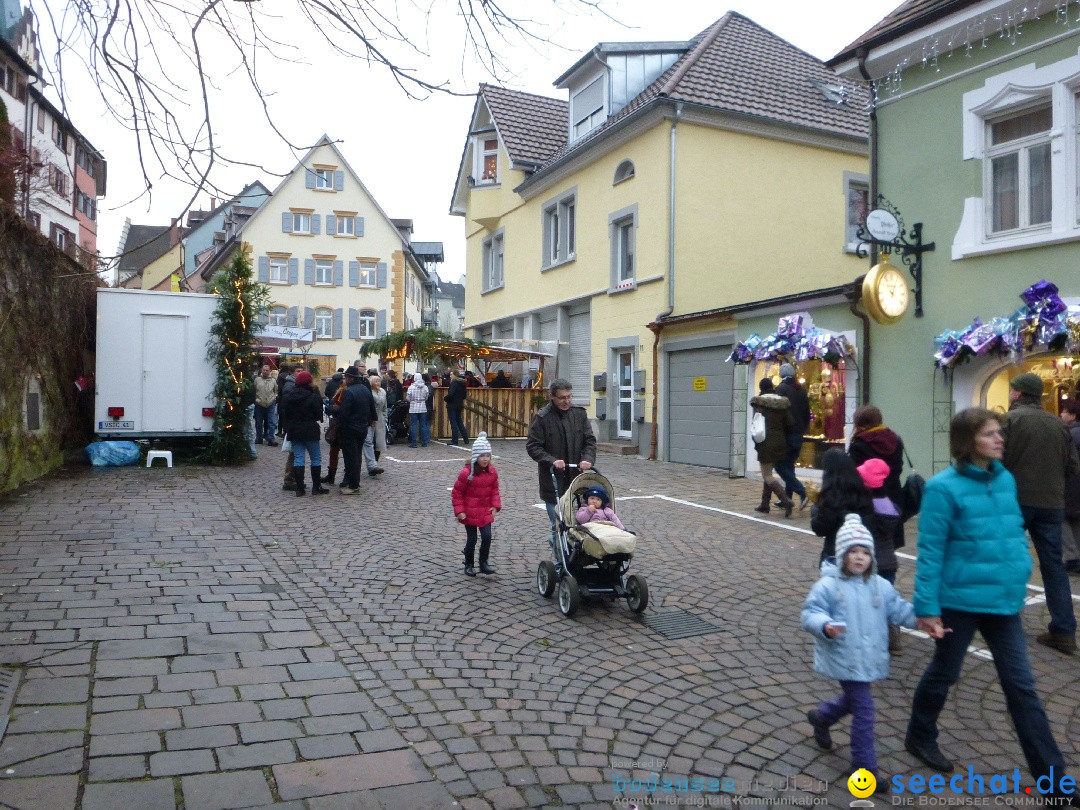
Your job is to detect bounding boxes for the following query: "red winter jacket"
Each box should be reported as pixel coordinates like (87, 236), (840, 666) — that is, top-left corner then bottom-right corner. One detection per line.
(451, 464), (502, 527)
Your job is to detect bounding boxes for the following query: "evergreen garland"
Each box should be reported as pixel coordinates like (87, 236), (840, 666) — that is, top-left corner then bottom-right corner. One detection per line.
(205, 251), (269, 465)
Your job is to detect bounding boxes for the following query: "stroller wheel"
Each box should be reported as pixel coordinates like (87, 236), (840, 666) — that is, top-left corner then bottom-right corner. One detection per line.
(558, 575), (581, 617)
(626, 574), (648, 613)
(536, 561), (557, 598)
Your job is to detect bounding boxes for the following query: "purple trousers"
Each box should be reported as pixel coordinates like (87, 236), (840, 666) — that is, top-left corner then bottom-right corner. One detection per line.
(816, 680), (876, 772)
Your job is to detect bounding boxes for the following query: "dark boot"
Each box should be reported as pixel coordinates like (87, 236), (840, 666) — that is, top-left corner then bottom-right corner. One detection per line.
(768, 479), (794, 517)
(283, 456), (296, 491)
(320, 467), (337, 484)
(310, 467), (328, 495)
(753, 483), (770, 513)
(479, 560), (496, 575)
(294, 466), (306, 497)
(374, 450), (381, 462)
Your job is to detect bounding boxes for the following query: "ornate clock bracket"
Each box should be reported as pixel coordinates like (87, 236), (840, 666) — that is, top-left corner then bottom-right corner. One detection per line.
(855, 196), (935, 318)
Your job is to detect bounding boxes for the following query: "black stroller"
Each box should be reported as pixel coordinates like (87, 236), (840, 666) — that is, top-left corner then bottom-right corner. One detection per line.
(536, 468), (648, 617)
(386, 400), (410, 444)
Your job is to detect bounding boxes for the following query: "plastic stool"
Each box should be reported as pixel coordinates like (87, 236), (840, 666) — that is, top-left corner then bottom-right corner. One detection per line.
(146, 450), (173, 468)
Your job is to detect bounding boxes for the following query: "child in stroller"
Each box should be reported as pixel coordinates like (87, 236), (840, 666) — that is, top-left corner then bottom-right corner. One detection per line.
(385, 399), (410, 444)
(575, 485), (625, 530)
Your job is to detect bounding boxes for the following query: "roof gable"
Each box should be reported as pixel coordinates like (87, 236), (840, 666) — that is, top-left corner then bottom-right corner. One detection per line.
(831, 0), (977, 65)
(480, 84), (568, 168)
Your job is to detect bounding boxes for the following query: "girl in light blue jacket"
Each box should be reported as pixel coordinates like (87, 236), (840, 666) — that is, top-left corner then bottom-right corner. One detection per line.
(801, 513), (915, 783)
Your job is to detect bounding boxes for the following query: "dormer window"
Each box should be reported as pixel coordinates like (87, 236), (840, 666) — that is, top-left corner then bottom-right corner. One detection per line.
(572, 77), (605, 140)
(475, 137), (499, 184)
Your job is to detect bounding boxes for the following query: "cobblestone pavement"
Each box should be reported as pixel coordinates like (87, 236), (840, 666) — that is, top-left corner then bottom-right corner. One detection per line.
(0, 439), (1077, 809)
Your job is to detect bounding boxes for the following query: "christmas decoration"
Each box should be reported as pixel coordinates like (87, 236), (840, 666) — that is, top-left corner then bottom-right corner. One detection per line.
(205, 251), (269, 465)
(728, 315), (856, 366)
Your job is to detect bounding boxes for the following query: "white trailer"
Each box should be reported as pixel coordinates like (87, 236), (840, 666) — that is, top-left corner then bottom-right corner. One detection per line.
(95, 288), (218, 438)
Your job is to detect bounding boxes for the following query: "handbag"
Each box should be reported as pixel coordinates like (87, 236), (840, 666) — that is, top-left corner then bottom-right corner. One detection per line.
(324, 386), (345, 444)
(324, 418), (339, 444)
(750, 411), (767, 444)
(900, 446), (925, 522)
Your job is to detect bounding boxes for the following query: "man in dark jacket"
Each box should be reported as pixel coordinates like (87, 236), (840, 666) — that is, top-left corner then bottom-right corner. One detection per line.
(526, 378), (597, 560)
(336, 366), (376, 494)
(324, 369), (345, 401)
(445, 371), (469, 446)
(279, 364), (301, 490)
(1003, 372), (1080, 653)
(775, 363), (810, 509)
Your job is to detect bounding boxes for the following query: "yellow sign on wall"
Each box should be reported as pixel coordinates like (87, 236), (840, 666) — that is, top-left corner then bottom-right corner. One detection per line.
(693, 377), (707, 391)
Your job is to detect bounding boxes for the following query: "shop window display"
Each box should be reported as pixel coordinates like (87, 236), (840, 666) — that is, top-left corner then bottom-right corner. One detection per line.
(756, 358), (848, 470)
(983, 355), (1078, 415)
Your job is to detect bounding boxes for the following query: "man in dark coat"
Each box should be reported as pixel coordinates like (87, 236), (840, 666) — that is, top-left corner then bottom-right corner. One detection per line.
(336, 366), (376, 494)
(445, 370), (469, 446)
(1003, 372), (1080, 653)
(526, 378), (597, 560)
(774, 363), (810, 509)
(279, 364), (301, 490)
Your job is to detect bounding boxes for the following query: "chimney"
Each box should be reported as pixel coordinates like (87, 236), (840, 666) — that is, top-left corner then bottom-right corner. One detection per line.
(170, 217), (180, 246)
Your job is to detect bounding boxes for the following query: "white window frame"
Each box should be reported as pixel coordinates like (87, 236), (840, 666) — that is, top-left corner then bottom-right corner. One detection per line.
(315, 307), (333, 338)
(955, 52), (1080, 258)
(335, 215), (355, 237)
(571, 76), (606, 141)
(358, 309), (376, 338)
(541, 188), (577, 269)
(609, 205), (637, 292)
(357, 261), (377, 287)
(985, 105), (1052, 235)
(269, 257), (288, 284)
(314, 168), (334, 190)
(843, 172), (869, 253)
(315, 258), (333, 286)
(269, 306), (287, 326)
(482, 230), (504, 293)
(475, 136), (499, 184)
(291, 212), (311, 234)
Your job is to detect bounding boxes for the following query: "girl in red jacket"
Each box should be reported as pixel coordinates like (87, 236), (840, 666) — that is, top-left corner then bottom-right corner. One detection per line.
(452, 432), (501, 576)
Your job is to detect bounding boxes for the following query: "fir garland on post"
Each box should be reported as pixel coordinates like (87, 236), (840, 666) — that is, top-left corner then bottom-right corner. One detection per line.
(205, 251), (269, 465)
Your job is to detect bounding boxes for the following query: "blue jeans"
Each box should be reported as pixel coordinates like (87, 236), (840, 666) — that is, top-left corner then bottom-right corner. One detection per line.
(246, 405), (257, 459)
(1021, 505), (1076, 637)
(363, 426), (379, 471)
(817, 680), (875, 772)
(291, 439), (321, 467)
(253, 402), (277, 443)
(907, 609), (1066, 783)
(545, 502), (560, 561)
(776, 433), (806, 500)
(409, 412), (430, 446)
(447, 407), (469, 445)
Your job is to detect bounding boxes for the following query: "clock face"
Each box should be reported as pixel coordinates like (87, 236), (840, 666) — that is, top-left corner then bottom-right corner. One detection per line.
(878, 268), (909, 318)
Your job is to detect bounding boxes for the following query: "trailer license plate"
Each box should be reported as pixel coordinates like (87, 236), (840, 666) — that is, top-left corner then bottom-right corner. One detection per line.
(98, 421), (134, 430)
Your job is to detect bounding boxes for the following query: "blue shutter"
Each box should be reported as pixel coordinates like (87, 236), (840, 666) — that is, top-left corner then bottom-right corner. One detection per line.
(334, 170), (344, 191)
(288, 258), (299, 285)
(376, 309), (387, 338)
(254, 308), (268, 328)
(304, 307), (314, 328)
(377, 262), (387, 289)
(312, 214), (321, 235)
(356, 217), (364, 237)
(333, 260), (343, 287)
(305, 169), (315, 189)
(304, 258), (315, 285)
(326, 214), (336, 235)
(287, 306), (298, 326)
(281, 212), (292, 233)
(349, 261), (359, 287)
(333, 308), (343, 339)
(349, 308), (359, 339)
(257, 256), (269, 283)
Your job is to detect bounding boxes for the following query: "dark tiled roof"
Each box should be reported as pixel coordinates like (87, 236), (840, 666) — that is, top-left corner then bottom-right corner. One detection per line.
(439, 281), (466, 309)
(831, 0), (977, 64)
(117, 225), (171, 274)
(480, 84), (567, 168)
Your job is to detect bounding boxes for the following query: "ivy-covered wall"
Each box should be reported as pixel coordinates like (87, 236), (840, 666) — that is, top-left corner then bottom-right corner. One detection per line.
(0, 203), (97, 493)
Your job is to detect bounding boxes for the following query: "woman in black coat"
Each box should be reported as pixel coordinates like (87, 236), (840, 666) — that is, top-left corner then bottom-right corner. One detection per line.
(811, 449), (873, 564)
(280, 371), (327, 497)
(848, 404), (906, 546)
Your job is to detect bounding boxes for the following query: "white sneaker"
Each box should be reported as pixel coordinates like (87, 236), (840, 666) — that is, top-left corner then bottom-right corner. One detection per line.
(341, 487), (361, 495)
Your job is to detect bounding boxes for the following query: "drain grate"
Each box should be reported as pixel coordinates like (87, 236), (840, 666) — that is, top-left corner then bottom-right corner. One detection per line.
(0, 668), (20, 743)
(641, 610), (721, 640)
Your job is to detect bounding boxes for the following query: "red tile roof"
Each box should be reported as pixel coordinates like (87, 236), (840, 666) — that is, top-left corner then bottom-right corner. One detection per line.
(479, 84), (568, 168)
(830, 0), (979, 65)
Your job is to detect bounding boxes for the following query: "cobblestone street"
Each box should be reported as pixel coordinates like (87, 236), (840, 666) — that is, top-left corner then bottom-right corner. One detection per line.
(0, 440), (1076, 809)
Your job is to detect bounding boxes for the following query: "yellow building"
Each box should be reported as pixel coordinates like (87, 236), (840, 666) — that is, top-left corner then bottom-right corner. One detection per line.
(451, 13), (870, 468)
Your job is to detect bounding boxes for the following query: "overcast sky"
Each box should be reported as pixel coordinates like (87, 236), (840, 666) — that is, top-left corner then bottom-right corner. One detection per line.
(40, 0), (904, 283)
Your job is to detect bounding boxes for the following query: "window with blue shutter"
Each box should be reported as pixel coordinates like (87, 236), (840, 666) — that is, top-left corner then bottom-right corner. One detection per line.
(288, 258), (299, 285)
(333, 260), (343, 287)
(305, 168), (315, 189)
(356, 217), (364, 237)
(376, 262), (387, 289)
(304, 259), (315, 286)
(312, 214), (321, 235)
(349, 261), (359, 287)
(257, 256), (269, 283)
(304, 307), (314, 328)
(333, 308), (343, 339)
(326, 214), (336, 235)
(348, 308), (359, 339)
(376, 309), (387, 337)
(281, 212), (292, 233)
(334, 170), (344, 191)
(287, 306), (298, 326)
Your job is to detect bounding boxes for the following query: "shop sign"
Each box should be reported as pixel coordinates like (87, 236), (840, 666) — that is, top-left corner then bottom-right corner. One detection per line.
(865, 209), (900, 242)
(693, 377), (707, 391)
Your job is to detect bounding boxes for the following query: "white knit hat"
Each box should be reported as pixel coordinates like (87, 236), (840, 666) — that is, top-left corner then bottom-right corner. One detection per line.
(835, 513), (876, 565)
(471, 432), (492, 465)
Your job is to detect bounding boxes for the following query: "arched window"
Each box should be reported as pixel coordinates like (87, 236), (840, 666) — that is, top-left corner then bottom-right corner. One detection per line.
(315, 307), (333, 338)
(613, 160), (635, 184)
(269, 305), (287, 326)
(359, 309), (376, 338)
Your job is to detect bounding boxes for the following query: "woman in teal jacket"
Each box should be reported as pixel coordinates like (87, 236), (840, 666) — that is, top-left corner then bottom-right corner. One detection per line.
(905, 408), (1071, 803)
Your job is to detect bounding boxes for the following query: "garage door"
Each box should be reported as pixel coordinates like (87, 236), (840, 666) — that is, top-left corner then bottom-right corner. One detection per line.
(667, 345), (733, 468)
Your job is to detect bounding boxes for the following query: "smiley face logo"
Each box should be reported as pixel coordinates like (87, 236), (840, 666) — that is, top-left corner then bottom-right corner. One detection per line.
(848, 768), (876, 798)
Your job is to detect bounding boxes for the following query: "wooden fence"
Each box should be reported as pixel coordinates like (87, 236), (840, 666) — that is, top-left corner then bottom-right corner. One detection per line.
(429, 387), (545, 439)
